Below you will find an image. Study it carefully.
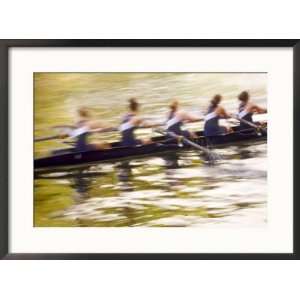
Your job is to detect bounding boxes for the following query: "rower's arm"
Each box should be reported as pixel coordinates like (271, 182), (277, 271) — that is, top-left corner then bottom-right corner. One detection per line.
(252, 104), (267, 114)
(129, 116), (162, 128)
(81, 120), (117, 133)
(140, 120), (164, 128)
(49, 125), (77, 139)
(218, 107), (231, 119)
(88, 127), (118, 133)
(180, 111), (203, 123)
(87, 120), (107, 130)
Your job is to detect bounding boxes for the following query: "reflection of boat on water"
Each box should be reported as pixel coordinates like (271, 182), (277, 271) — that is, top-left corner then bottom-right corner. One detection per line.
(34, 138), (266, 203)
(163, 152), (180, 169)
(162, 153), (186, 191)
(119, 153), (186, 193)
(34, 142), (267, 227)
(116, 161), (134, 192)
(35, 167), (99, 202)
(35, 151), (187, 201)
(35, 125), (267, 170)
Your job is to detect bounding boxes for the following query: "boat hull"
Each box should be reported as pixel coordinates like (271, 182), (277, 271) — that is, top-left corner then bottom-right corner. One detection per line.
(34, 127), (267, 170)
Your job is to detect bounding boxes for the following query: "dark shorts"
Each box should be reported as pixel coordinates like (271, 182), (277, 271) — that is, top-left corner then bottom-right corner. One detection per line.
(204, 126), (227, 137)
(181, 130), (192, 139)
(75, 144), (97, 152)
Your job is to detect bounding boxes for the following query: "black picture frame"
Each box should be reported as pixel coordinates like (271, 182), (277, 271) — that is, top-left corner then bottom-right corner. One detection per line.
(0, 39), (299, 260)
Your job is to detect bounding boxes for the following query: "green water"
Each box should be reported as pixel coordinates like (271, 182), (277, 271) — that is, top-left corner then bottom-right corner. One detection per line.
(34, 73), (267, 227)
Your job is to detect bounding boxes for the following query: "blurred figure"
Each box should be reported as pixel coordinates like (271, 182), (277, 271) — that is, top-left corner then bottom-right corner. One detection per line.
(204, 94), (231, 137)
(119, 98), (155, 147)
(66, 107), (112, 151)
(166, 100), (201, 139)
(237, 91), (267, 129)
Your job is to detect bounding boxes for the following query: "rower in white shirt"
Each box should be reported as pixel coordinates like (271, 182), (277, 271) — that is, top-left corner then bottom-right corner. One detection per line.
(237, 91), (267, 129)
(166, 100), (202, 139)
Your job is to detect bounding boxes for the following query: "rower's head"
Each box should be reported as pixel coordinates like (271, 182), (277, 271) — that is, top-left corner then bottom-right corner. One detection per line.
(129, 98), (139, 112)
(238, 91), (249, 103)
(211, 94), (222, 108)
(170, 100), (179, 112)
(78, 107), (90, 118)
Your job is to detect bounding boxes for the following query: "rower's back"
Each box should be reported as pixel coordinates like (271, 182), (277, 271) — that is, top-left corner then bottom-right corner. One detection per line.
(120, 112), (137, 146)
(119, 98), (140, 147)
(204, 95), (224, 137)
(238, 91), (253, 130)
(74, 107), (90, 151)
(166, 101), (183, 135)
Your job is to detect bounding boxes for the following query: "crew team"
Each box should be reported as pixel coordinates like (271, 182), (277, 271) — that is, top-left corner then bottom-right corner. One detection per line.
(67, 91), (267, 151)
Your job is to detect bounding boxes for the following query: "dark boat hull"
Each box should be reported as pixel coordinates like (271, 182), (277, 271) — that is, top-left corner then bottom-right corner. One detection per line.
(34, 127), (267, 170)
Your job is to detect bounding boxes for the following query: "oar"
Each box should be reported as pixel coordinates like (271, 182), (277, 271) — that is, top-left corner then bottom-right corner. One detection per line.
(35, 135), (62, 142)
(233, 115), (267, 135)
(35, 126), (75, 142)
(34, 126), (118, 143)
(155, 128), (220, 163)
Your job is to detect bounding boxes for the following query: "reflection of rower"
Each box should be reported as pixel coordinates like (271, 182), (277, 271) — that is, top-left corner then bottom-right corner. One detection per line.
(65, 107), (112, 151)
(204, 94), (231, 137)
(237, 91), (267, 130)
(166, 100), (201, 139)
(120, 98), (155, 147)
(162, 153), (186, 191)
(116, 161), (134, 192)
(71, 168), (93, 202)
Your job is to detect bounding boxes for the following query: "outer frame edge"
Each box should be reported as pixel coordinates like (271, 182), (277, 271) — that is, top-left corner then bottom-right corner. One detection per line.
(2, 39), (299, 260)
(0, 41), (8, 259)
(293, 41), (300, 259)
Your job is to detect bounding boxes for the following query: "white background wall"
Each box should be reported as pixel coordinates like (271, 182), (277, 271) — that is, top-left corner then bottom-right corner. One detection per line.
(1, 1), (299, 299)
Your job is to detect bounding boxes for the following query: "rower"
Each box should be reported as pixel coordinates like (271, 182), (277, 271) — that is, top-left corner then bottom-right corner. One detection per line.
(204, 94), (231, 137)
(166, 100), (201, 139)
(119, 98), (153, 147)
(67, 107), (111, 151)
(237, 91), (267, 130)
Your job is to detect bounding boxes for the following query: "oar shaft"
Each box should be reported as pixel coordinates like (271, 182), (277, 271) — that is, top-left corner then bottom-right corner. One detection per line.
(164, 130), (209, 154)
(34, 135), (61, 142)
(35, 127), (118, 143)
(237, 117), (260, 129)
(155, 129), (214, 158)
(233, 115), (267, 134)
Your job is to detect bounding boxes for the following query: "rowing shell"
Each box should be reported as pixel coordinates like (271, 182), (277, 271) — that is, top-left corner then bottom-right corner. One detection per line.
(34, 125), (267, 170)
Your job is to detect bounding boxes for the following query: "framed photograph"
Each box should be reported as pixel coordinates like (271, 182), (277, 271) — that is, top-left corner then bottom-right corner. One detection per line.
(0, 40), (299, 259)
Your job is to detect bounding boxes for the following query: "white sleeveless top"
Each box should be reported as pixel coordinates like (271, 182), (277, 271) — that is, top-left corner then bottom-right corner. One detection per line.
(204, 111), (217, 121)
